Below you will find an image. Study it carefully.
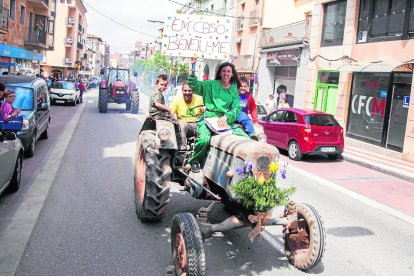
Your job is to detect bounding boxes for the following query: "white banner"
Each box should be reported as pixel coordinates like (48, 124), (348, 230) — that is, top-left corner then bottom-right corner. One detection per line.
(161, 14), (233, 60)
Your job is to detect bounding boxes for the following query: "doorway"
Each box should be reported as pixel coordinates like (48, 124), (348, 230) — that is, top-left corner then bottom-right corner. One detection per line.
(314, 71), (339, 114)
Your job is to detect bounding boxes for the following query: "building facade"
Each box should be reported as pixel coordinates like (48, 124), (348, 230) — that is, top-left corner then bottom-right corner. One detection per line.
(256, 0), (313, 107)
(41, 0), (87, 79)
(305, 0), (414, 162)
(85, 34), (103, 76)
(0, 0), (56, 76)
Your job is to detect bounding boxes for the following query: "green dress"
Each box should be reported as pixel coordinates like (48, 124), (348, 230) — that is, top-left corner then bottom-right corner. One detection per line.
(187, 75), (248, 166)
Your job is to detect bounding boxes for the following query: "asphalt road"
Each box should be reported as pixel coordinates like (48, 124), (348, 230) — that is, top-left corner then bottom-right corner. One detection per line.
(2, 89), (414, 275)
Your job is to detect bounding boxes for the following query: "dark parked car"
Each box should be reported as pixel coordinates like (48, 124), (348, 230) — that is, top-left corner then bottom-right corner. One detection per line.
(260, 107), (344, 160)
(0, 76), (51, 157)
(0, 130), (24, 195)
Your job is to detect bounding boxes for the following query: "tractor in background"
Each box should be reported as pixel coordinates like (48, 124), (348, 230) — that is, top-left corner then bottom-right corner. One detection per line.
(98, 67), (139, 113)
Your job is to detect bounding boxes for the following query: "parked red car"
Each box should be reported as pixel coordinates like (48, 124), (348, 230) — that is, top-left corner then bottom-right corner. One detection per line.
(259, 108), (344, 160)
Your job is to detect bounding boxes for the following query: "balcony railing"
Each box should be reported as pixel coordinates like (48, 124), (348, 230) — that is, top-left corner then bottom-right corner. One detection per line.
(260, 20), (310, 48)
(64, 58), (72, 65)
(249, 10), (259, 26)
(236, 17), (243, 30)
(233, 55), (253, 70)
(0, 6), (9, 31)
(27, 0), (49, 10)
(65, 37), (74, 45)
(66, 17), (75, 26)
(25, 30), (47, 48)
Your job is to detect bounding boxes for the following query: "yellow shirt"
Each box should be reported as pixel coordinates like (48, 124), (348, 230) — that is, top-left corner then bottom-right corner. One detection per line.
(278, 102), (290, 108)
(170, 95), (204, 123)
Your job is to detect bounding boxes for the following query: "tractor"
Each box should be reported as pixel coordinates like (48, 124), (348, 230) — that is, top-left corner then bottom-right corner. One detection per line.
(98, 67), (139, 113)
(134, 116), (326, 275)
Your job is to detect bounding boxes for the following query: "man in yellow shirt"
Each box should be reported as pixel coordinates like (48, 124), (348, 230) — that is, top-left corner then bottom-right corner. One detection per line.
(170, 82), (204, 149)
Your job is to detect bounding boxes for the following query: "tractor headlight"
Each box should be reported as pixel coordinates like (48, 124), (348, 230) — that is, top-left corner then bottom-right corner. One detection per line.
(257, 133), (267, 143)
(158, 128), (171, 141)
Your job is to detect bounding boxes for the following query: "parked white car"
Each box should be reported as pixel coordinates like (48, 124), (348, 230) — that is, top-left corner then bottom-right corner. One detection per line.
(50, 81), (80, 106)
(0, 131), (23, 195)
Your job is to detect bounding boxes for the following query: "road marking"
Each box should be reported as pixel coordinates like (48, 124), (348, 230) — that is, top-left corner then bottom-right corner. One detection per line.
(289, 164), (414, 225)
(332, 176), (391, 181)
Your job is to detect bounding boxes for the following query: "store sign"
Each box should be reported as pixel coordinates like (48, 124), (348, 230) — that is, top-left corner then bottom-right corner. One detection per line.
(403, 96), (410, 108)
(266, 49), (301, 66)
(351, 95), (386, 118)
(0, 44), (43, 61)
(161, 14), (233, 60)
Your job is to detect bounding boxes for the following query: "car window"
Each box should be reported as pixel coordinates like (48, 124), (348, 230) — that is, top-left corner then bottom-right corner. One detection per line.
(283, 111), (298, 123)
(52, 81), (75, 90)
(38, 84), (49, 105)
(269, 110), (285, 122)
(304, 115), (339, 126)
(6, 86), (34, 111)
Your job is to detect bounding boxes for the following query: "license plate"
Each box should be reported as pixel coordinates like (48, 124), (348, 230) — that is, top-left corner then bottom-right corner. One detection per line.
(56, 100), (65, 103)
(321, 147), (336, 152)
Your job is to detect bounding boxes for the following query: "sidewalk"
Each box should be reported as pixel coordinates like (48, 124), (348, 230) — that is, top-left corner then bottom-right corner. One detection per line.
(343, 137), (414, 183)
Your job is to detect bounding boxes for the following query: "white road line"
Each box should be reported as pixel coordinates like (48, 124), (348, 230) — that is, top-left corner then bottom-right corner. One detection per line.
(289, 164), (414, 225)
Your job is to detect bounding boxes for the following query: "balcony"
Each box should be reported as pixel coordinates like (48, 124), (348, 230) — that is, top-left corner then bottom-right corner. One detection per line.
(64, 58), (72, 66)
(77, 42), (83, 50)
(27, 0), (49, 10)
(66, 17), (75, 26)
(236, 17), (243, 30)
(260, 20), (310, 49)
(233, 55), (253, 70)
(0, 6), (9, 33)
(64, 37), (74, 46)
(25, 30), (48, 49)
(249, 10), (259, 27)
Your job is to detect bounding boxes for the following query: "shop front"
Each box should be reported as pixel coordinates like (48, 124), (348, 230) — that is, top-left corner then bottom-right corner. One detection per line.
(0, 44), (43, 75)
(346, 71), (412, 152)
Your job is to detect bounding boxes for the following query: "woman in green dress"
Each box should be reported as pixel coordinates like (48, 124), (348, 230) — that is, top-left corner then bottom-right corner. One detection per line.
(186, 62), (248, 172)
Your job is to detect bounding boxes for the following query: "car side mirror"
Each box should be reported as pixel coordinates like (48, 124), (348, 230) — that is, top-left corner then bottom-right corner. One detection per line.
(261, 116), (268, 121)
(39, 102), (49, 111)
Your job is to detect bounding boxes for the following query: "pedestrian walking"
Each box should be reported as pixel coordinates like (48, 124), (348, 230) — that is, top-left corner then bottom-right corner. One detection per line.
(78, 80), (86, 103)
(265, 94), (276, 114)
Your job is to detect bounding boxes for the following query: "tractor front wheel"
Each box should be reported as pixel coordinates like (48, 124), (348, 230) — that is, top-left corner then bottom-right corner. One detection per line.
(283, 203), (326, 270)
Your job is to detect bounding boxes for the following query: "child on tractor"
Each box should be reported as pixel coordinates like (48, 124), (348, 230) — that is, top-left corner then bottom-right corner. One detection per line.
(148, 74), (175, 120)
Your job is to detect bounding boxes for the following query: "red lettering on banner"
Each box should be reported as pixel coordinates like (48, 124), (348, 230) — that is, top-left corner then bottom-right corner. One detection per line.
(371, 98), (386, 118)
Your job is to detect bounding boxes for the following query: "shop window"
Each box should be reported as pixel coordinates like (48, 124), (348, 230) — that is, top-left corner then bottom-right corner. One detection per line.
(9, 0), (16, 21)
(347, 72), (390, 143)
(358, 0), (414, 43)
(321, 0), (347, 46)
(19, 4), (25, 25)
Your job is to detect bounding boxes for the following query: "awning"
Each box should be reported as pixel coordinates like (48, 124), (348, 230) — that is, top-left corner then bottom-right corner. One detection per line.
(338, 62), (412, 72)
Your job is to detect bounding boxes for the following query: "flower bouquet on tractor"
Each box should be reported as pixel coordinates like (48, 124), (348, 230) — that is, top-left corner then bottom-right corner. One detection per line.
(134, 112), (326, 275)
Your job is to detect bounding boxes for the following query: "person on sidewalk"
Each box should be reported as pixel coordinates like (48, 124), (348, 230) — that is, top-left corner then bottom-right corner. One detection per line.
(276, 84), (294, 108)
(235, 77), (259, 139)
(185, 62), (249, 173)
(170, 82), (204, 149)
(265, 94), (276, 114)
(77, 79), (86, 103)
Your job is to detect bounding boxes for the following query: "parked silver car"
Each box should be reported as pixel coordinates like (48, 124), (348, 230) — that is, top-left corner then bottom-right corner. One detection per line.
(0, 131), (24, 195)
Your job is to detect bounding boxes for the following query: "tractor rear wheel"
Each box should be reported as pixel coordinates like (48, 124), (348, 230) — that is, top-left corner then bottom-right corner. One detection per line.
(134, 130), (172, 222)
(283, 203), (326, 270)
(131, 90), (139, 114)
(98, 90), (108, 113)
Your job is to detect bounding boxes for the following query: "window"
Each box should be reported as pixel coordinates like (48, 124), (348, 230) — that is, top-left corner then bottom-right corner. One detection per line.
(9, 0), (16, 21)
(269, 110), (285, 122)
(19, 4), (25, 25)
(358, 0), (414, 42)
(321, 0), (347, 46)
(283, 112), (298, 123)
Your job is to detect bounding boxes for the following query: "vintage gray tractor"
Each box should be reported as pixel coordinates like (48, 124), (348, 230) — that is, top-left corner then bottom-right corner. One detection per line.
(134, 117), (325, 275)
(98, 67), (139, 113)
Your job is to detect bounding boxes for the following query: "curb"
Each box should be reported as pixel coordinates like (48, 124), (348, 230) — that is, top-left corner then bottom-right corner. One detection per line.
(0, 101), (88, 275)
(343, 153), (414, 183)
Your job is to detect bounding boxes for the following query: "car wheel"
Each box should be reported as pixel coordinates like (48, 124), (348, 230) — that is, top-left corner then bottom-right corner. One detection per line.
(40, 123), (49, 140)
(288, 141), (302, 161)
(25, 132), (36, 157)
(328, 154), (341, 160)
(7, 153), (23, 193)
(71, 99), (76, 106)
